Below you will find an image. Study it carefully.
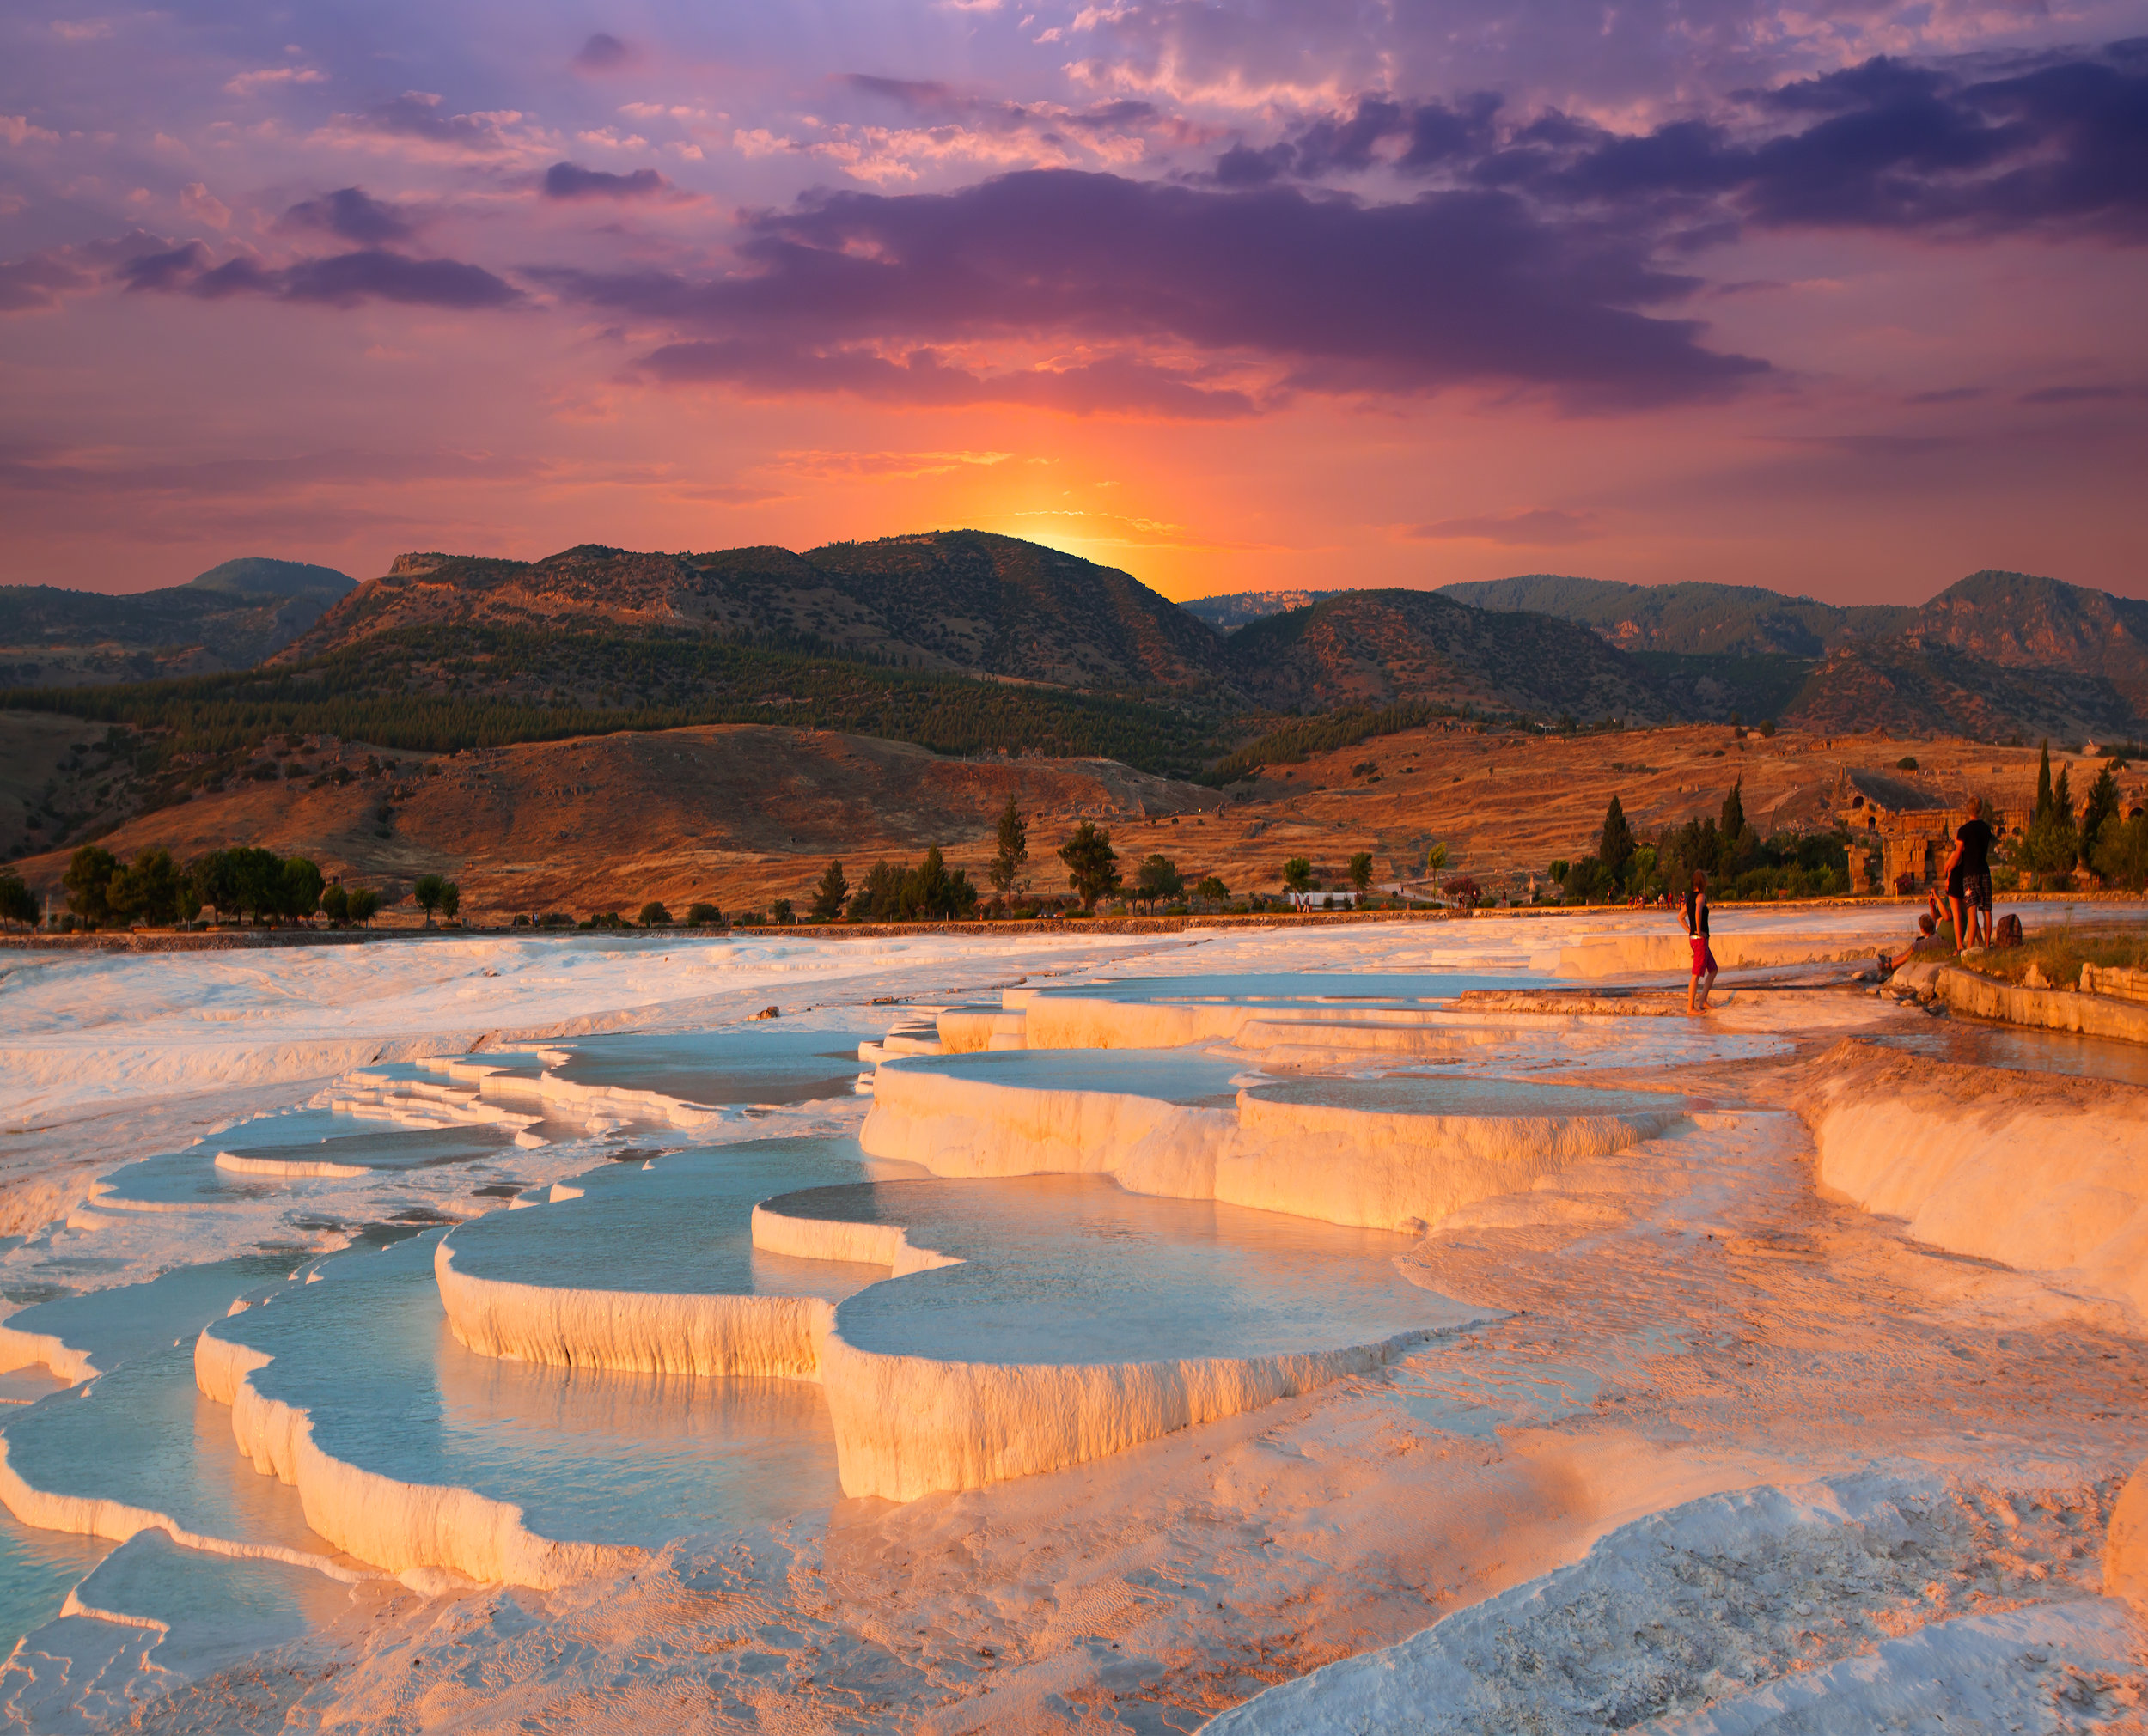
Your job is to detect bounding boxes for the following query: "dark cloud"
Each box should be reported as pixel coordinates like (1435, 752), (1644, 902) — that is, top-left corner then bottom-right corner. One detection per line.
(841, 74), (1160, 137)
(572, 33), (638, 72)
(1210, 94), (1501, 182)
(1198, 47), (2143, 246)
(119, 243), (208, 294)
(128, 244), (522, 309)
(542, 161), (672, 200)
(3, 231), (174, 312)
(347, 92), (514, 155)
(538, 168), (1762, 411)
(638, 340), (1259, 417)
(1495, 47), (2148, 240)
(282, 186), (414, 246)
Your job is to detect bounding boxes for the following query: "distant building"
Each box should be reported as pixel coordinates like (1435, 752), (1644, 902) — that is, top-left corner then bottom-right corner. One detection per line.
(1829, 767), (2026, 893)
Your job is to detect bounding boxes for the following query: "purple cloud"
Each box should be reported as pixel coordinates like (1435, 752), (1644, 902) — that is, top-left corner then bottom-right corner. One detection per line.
(572, 33), (638, 72)
(540, 168), (1764, 410)
(128, 244), (521, 309)
(2, 231), (174, 312)
(638, 340), (1259, 417)
(542, 161), (672, 200)
(282, 187), (415, 246)
(1492, 48), (2148, 241)
(345, 92), (516, 155)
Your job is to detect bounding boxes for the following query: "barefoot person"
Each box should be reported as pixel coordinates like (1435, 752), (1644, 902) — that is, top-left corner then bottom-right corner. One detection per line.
(1884, 892), (1960, 972)
(1681, 869), (1718, 1014)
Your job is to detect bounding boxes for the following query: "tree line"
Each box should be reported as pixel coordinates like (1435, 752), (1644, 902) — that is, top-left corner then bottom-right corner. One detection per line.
(4, 844), (442, 929)
(2, 623), (1219, 789)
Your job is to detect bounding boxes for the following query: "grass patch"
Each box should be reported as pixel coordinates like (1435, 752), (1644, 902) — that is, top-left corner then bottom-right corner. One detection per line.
(1966, 925), (2148, 989)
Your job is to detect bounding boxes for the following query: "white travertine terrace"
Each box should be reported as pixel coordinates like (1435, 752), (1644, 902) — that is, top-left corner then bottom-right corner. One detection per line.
(861, 1056), (1687, 1232)
(436, 1239), (832, 1380)
(193, 1325), (626, 1589)
(9, 908), (2148, 1729)
(1803, 1038), (2148, 1315)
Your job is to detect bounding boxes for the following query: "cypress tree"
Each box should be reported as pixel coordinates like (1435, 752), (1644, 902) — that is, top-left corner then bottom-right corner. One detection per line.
(2082, 764), (2121, 848)
(2035, 740), (2053, 818)
(1600, 795), (1634, 879)
(1720, 779), (1746, 844)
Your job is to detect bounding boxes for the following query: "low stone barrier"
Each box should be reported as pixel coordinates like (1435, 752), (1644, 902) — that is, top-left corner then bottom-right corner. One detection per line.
(1934, 966), (2148, 1045)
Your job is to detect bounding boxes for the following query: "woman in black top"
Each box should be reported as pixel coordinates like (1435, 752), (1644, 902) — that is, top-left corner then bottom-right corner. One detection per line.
(1681, 869), (1718, 1014)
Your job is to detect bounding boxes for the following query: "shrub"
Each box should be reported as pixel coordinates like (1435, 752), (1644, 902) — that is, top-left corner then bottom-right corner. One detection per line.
(538, 910), (573, 928)
(64, 844), (119, 927)
(414, 874), (446, 920)
(771, 898), (795, 925)
(0, 872), (36, 931)
(1134, 854), (1183, 911)
(639, 901), (672, 927)
(733, 910), (766, 927)
(1896, 756), (1919, 771)
(685, 902), (723, 927)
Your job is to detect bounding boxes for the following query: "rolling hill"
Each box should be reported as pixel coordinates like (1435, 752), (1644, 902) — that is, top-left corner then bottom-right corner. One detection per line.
(0, 557), (356, 688)
(1437, 574), (1912, 656)
(293, 533), (1228, 693)
(1180, 588), (1350, 633)
(1223, 588), (1667, 722)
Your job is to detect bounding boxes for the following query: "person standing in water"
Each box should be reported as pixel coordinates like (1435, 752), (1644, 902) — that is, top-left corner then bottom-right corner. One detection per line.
(1681, 868), (1718, 1014)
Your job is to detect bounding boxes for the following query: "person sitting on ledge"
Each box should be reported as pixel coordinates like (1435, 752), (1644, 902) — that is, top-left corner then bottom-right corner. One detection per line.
(1883, 892), (1959, 973)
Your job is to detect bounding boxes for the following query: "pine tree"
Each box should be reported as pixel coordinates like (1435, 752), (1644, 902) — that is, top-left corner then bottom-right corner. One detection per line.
(1600, 796), (1634, 878)
(990, 795), (1028, 912)
(1059, 823), (1120, 911)
(2035, 740), (2053, 818)
(810, 858), (849, 922)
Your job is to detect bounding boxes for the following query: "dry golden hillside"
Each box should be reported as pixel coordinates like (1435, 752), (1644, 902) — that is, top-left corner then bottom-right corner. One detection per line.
(8, 715), (2136, 922)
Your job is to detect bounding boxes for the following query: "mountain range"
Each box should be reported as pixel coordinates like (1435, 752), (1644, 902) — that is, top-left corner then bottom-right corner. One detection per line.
(7, 541), (2147, 783)
(0, 557), (356, 687)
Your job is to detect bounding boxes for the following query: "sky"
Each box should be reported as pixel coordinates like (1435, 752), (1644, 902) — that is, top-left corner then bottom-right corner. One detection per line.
(0, 2), (2143, 605)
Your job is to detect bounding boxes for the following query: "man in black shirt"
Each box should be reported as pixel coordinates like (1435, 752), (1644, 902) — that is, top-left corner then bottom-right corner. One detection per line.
(1947, 797), (1995, 950)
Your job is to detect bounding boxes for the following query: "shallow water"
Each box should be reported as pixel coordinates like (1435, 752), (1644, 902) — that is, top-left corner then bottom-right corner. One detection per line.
(1243, 1075), (1687, 1116)
(552, 1026), (871, 1107)
(888, 1048), (1253, 1104)
(1870, 1016), (2148, 1090)
(211, 1233), (845, 1548)
(774, 1174), (1469, 1366)
(445, 1135), (895, 1301)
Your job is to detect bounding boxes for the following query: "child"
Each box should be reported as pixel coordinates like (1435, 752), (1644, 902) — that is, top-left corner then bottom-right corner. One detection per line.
(1682, 869), (1718, 1014)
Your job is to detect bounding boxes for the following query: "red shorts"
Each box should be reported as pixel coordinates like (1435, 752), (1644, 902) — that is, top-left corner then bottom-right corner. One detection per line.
(1691, 937), (1718, 977)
